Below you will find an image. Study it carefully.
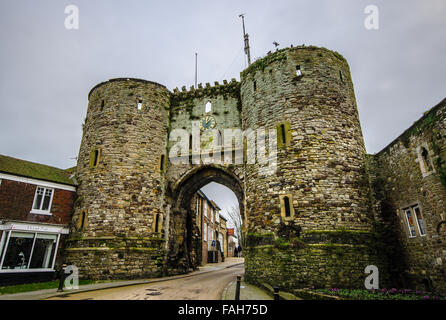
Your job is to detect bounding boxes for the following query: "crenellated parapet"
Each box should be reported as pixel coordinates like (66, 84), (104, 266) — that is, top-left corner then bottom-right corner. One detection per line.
(171, 78), (240, 107)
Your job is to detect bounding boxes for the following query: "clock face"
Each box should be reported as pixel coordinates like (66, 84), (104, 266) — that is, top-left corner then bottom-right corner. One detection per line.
(200, 115), (216, 130)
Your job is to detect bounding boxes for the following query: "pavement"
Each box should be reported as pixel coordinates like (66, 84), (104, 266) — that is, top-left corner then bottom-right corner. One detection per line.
(0, 257), (270, 300)
(222, 278), (272, 300)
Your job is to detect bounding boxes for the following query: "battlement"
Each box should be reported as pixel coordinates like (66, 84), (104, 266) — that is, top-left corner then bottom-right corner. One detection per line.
(170, 78), (240, 102)
(88, 77), (168, 100)
(240, 45), (347, 79)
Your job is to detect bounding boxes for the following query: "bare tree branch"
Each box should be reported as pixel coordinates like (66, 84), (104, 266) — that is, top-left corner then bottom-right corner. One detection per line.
(226, 205), (245, 248)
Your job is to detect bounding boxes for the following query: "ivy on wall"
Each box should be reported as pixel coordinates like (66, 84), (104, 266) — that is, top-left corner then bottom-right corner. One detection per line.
(432, 129), (446, 188)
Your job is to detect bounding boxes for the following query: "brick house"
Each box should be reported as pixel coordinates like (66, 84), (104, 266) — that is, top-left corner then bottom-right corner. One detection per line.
(226, 229), (237, 258)
(0, 155), (76, 285)
(194, 191), (228, 265)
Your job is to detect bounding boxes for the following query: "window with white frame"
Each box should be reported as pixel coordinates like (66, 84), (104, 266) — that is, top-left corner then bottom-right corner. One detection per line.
(31, 187), (54, 214)
(216, 212), (220, 223)
(413, 205), (426, 236)
(196, 197), (199, 216)
(203, 223), (207, 242)
(204, 201), (207, 217)
(403, 205), (427, 237)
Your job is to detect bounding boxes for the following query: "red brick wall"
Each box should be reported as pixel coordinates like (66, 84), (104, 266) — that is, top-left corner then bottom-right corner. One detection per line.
(0, 178), (75, 225)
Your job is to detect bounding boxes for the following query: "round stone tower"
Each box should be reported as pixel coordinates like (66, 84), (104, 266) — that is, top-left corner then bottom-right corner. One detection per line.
(241, 46), (386, 289)
(65, 78), (170, 279)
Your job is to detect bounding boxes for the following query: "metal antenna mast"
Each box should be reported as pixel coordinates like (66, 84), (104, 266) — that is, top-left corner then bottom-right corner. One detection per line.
(239, 13), (251, 65)
(195, 53), (198, 88)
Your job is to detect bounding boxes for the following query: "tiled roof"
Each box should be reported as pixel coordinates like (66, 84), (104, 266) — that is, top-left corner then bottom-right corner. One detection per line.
(0, 154), (76, 186)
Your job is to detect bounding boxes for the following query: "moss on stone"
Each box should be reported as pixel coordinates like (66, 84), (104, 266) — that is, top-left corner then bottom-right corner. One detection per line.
(0, 154), (75, 186)
(241, 50), (287, 79)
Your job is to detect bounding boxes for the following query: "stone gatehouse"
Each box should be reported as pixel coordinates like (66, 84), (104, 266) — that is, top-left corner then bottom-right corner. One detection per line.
(63, 45), (446, 293)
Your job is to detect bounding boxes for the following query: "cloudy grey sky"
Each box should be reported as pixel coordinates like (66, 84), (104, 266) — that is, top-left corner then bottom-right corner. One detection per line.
(1, 1), (445, 217)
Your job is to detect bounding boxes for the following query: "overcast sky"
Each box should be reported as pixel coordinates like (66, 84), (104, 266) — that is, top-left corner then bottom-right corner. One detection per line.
(1, 1), (445, 218)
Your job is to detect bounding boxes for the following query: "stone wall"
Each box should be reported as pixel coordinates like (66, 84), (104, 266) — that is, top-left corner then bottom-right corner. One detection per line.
(63, 236), (165, 279)
(245, 231), (389, 290)
(240, 46), (379, 289)
(163, 82), (245, 273)
(65, 45), (440, 290)
(371, 98), (446, 293)
(65, 78), (170, 279)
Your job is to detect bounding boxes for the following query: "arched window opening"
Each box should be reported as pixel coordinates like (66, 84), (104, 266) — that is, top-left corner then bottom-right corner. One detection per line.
(421, 147), (433, 172)
(205, 101), (212, 113)
(137, 99), (143, 110)
(296, 65), (302, 77)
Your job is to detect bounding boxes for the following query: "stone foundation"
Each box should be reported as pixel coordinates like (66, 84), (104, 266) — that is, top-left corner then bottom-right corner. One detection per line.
(244, 230), (389, 290)
(64, 236), (165, 280)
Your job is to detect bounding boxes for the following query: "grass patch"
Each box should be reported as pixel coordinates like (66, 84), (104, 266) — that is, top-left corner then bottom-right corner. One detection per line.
(314, 288), (446, 300)
(0, 279), (101, 295)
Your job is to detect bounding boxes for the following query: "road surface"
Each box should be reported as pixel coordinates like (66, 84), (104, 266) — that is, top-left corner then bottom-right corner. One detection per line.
(47, 264), (244, 300)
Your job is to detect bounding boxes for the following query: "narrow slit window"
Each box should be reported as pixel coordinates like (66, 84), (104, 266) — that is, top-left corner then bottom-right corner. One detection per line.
(160, 155), (165, 171)
(155, 214), (160, 233)
(80, 211), (86, 229)
(93, 149), (99, 167)
(280, 124), (286, 146)
(205, 101), (212, 113)
(253, 81), (257, 91)
(339, 71), (344, 83)
(100, 100), (104, 111)
(296, 65), (302, 77)
(137, 100), (143, 110)
(284, 196), (291, 217)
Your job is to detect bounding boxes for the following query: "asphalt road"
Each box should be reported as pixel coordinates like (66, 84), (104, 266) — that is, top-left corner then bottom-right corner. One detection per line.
(47, 264), (245, 300)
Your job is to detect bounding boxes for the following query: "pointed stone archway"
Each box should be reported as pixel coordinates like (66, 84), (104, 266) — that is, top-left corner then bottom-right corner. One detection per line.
(166, 164), (244, 274)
